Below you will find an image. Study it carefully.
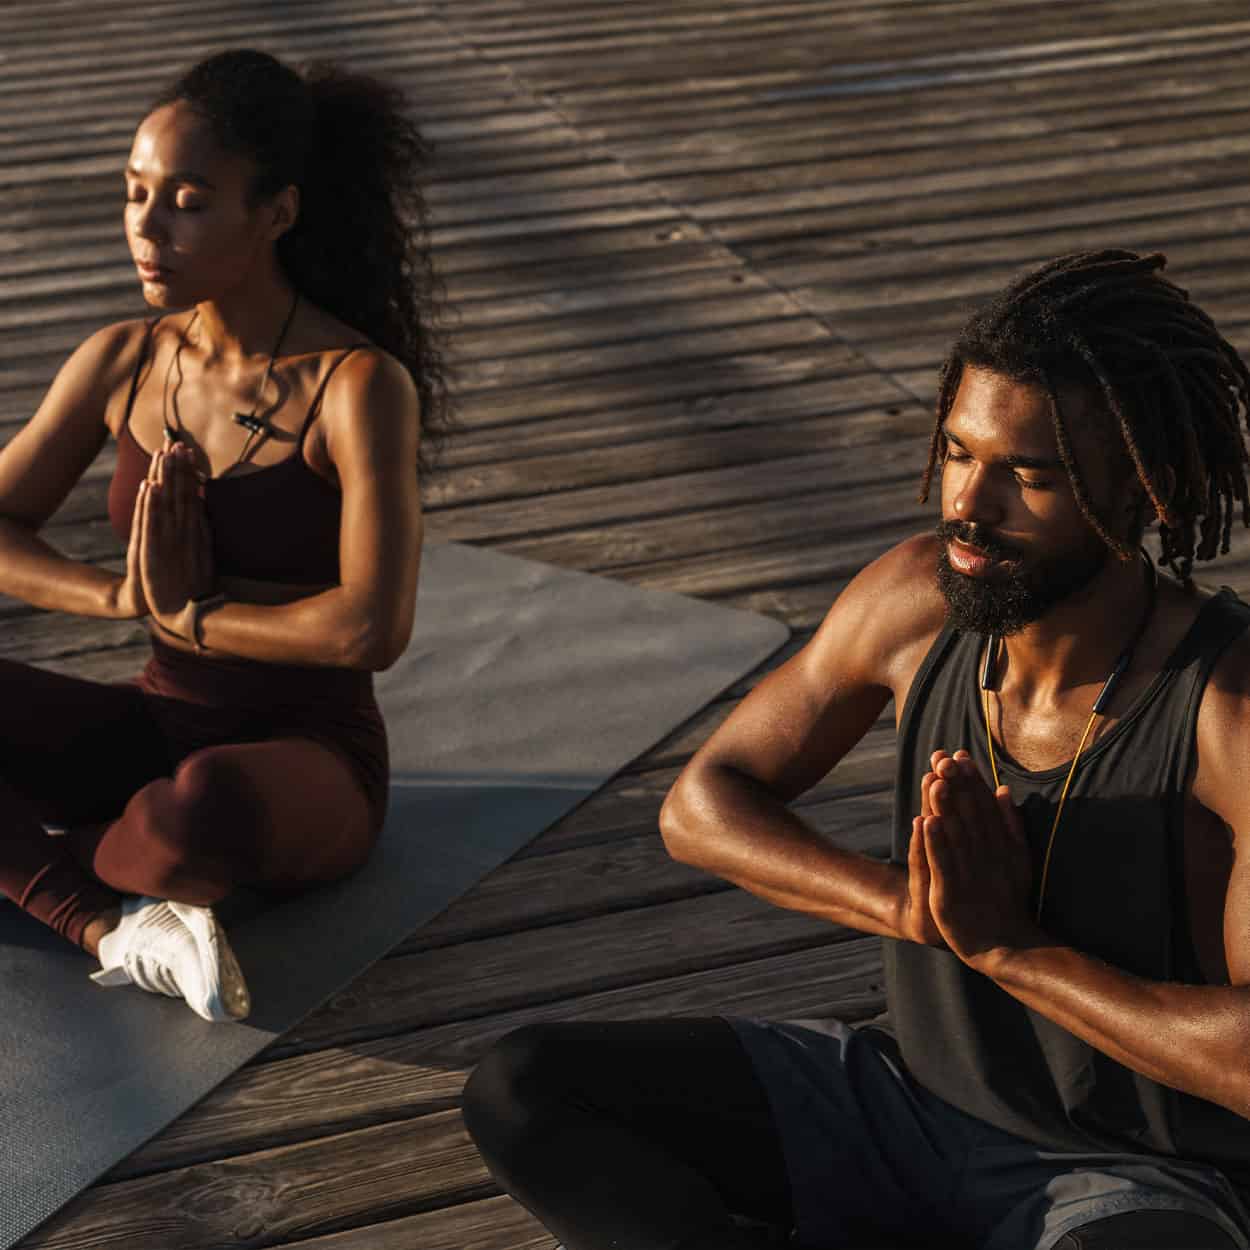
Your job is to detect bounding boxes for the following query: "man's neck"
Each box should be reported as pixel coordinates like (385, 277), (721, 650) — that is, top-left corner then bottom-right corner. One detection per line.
(995, 552), (1152, 707)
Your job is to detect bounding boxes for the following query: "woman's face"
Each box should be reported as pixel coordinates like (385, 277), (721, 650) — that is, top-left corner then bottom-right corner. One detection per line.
(124, 100), (284, 308)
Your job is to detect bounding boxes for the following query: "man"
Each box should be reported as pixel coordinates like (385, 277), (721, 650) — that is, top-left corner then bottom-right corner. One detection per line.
(462, 251), (1250, 1250)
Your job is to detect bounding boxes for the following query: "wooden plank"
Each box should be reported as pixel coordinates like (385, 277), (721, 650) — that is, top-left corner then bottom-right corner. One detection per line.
(32, 938), (888, 1250)
(603, 82), (1250, 181)
(408, 797), (892, 954)
(451, 9), (1250, 81)
(573, 46), (1250, 140)
(447, 357), (899, 438)
(495, 477), (929, 574)
(453, 318), (834, 393)
(265, 1196), (553, 1250)
(118, 936), (885, 1177)
(21, 1109), (495, 1250)
(494, 723), (897, 858)
(277, 889), (868, 1054)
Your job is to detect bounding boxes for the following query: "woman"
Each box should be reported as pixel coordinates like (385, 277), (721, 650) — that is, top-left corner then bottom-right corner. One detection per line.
(0, 49), (446, 1021)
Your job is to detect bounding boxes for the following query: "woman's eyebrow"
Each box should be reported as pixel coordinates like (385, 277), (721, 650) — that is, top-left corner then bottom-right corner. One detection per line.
(123, 163), (216, 190)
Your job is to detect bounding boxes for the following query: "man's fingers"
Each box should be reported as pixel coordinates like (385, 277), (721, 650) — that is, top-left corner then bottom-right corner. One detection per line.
(951, 767), (983, 851)
(908, 815), (929, 877)
(956, 753), (1000, 833)
(921, 770), (936, 818)
(996, 786), (1027, 845)
(922, 815), (952, 898)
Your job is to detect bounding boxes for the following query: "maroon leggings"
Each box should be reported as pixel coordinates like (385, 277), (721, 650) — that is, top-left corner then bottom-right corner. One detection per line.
(0, 654), (384, 948)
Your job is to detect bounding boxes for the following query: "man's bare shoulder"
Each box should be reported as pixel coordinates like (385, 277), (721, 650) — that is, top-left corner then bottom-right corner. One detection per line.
(1189, 587), (1250, 824)
(802, 532), (949, 699)
(1199, 598), (1250, 723)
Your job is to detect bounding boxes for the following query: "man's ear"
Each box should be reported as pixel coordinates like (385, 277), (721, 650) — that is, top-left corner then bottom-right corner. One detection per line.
(267, 185), (300, 242)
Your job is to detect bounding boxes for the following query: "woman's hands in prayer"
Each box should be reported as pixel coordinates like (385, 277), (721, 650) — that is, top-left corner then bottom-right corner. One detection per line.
(120, 440), (215, 636)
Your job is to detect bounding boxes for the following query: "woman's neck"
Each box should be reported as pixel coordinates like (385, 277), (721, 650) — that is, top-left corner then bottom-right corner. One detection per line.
(191, 263), (297, 364)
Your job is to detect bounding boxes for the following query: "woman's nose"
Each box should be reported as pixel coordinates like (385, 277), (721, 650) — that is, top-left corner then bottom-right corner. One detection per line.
(132, 201), (167, 244)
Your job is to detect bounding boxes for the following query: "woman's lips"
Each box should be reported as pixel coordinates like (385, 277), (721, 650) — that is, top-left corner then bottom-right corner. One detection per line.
(135, 261), (172, 283)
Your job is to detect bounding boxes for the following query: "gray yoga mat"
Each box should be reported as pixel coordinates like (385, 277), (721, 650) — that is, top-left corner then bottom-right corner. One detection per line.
(0, 540), (788, 1249)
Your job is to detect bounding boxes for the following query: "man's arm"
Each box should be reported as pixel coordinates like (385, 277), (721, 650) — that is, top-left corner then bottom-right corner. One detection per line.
(922, 712), (1250, 1120)
(660, 534), (947, 943)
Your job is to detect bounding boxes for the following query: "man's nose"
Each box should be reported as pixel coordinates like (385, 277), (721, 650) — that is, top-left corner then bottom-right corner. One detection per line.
(951, 464), (1004, 528)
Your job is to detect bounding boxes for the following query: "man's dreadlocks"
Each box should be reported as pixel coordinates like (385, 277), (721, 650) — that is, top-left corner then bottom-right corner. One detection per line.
(918, 249), (1250, 583)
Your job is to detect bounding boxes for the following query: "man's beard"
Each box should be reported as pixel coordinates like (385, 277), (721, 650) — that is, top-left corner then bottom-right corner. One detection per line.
(935, 519), (1109, 636)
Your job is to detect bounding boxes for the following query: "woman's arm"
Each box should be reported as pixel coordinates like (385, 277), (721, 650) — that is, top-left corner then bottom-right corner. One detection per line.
(0, 322), (149, 619)
(149, 350), (423, 669)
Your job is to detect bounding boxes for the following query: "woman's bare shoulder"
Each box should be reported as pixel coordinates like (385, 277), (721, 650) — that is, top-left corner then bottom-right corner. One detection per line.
(68, 317), (175, 433)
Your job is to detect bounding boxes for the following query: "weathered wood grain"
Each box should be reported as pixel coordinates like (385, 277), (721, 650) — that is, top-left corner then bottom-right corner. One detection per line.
(9, 1), (1250, 1246)
(118, 937), (885, 1177)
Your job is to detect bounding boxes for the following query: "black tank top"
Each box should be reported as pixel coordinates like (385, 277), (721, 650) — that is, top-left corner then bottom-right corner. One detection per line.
(108, 318), (368, 584)
(885, 588), (1250, 1184)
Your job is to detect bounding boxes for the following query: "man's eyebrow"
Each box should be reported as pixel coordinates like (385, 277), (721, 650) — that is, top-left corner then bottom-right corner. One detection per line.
(124, 164), (216, 190)
(941, 426), (1064, 471)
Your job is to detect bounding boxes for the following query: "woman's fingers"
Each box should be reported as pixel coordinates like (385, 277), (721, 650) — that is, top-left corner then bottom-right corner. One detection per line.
(171, 449), (186, 536)
(127, 481), (146, 561)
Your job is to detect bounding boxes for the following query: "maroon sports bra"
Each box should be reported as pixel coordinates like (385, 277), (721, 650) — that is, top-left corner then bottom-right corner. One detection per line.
(108, 321), (367, 585)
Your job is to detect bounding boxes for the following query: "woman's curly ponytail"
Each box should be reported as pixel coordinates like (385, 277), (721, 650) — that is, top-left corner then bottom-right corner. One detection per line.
(151, 49), (450, 473)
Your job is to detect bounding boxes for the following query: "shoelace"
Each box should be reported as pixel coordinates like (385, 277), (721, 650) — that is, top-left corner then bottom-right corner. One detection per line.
(124, 904), (192, 999)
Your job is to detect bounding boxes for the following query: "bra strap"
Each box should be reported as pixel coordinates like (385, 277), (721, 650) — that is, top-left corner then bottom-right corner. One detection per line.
(120, 317), (162, 434)
(297, 345), (371, 451)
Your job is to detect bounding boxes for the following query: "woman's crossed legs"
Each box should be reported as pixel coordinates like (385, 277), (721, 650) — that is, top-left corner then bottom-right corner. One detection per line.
(0, 658), (375, 949)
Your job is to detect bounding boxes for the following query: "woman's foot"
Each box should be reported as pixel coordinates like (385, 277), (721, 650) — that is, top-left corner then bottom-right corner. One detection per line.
(90, 896), (251, 1022)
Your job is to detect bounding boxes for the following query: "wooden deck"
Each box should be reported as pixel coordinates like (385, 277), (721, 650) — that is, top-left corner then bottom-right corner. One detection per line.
(4, 1), (1250, 1245)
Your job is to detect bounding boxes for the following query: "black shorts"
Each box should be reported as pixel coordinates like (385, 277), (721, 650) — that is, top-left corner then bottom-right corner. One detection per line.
(728, 1015), (1250, 1250)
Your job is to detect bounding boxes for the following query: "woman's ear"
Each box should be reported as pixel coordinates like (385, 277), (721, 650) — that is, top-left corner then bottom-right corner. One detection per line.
(267, 185), (300, 242)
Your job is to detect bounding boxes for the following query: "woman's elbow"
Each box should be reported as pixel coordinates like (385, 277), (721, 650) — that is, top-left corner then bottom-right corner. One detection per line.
(337, 611), (412, 671)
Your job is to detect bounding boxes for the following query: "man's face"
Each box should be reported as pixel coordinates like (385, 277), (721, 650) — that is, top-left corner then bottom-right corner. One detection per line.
(936, 366), (1127, 636)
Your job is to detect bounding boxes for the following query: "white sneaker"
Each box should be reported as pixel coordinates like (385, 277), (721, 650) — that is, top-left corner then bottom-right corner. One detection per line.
(90, 896), (251, 1023)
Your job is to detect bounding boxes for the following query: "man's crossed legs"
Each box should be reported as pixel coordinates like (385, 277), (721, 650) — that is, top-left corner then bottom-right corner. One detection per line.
(464, 1017), (1248, 1249)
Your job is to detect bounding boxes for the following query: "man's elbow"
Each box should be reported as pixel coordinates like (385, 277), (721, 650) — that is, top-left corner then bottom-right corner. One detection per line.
(659, 775), (709, 867)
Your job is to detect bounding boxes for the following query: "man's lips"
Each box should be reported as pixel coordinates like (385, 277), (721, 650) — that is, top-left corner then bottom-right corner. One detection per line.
(946, 538), (1003, 577)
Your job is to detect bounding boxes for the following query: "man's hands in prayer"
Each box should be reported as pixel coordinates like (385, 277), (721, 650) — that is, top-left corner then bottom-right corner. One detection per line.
(920, 750), (1044, 969)
(898, 765), (947, 946)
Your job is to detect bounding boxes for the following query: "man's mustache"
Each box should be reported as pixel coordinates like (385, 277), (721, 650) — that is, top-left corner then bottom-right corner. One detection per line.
(936, 520), (1023, 564)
